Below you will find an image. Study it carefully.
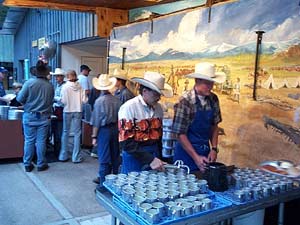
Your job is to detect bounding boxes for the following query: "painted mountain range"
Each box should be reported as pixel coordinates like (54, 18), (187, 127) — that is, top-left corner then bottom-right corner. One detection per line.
(110, 38), (300, 63)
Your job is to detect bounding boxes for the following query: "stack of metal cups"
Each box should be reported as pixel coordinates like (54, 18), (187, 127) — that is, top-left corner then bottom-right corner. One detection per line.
(162, 118), (177, 158)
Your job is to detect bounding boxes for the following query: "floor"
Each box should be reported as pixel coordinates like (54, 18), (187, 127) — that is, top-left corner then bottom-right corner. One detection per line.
(0, 150), (112, 225)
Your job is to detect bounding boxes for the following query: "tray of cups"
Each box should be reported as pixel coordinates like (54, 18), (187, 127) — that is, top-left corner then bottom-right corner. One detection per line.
(103, 170), (232, 225)
(216, 167), (298, 205)
(112, 193), (232, 225)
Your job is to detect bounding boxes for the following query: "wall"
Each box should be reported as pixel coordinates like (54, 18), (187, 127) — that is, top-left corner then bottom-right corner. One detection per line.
(14, 8), (98, 81)
(0, 34), (13, 62)
(109, 0), (300, 169)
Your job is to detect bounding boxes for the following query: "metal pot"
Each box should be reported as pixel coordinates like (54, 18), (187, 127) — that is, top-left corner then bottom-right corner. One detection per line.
(204, 162), (228, 192)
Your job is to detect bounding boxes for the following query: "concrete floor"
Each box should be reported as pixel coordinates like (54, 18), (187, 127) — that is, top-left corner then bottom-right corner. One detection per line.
(0, 151), (111, 225)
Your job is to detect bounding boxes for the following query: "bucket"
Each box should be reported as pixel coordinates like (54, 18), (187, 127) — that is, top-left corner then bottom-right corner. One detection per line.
(232, 209), (265, 225)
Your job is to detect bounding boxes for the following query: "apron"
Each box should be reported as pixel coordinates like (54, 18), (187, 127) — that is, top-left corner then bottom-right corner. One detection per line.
(174, 98), (214, 172)
(122, 143), (159, 174)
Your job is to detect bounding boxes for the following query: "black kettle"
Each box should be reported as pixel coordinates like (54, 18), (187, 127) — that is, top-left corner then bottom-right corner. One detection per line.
(203, 162), (228, 192)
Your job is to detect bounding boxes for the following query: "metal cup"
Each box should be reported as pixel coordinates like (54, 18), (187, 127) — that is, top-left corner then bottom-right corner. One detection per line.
(165, 201), (176, 217)
(171, 205), (183, 219)
(233, 190), (246, 202)
(201, 198), (212, 211)
(152, 202), (166, 218)
(252, 186), (263, 200)
(193, 200), (202, 213)
(105, 174), (117, 187)
(279, 181), (287, 193)
(145, 208), (160, 224)
(271, 184), (280, 195)
(186, 195), (197, 202)
(195, 193), (208, 200)
(139, 203), (152, 218)
(181, 202), (194, 216)
(132, 195), (146, 212)
(197, 180), (208, 193)
(261, 185), (272, 197)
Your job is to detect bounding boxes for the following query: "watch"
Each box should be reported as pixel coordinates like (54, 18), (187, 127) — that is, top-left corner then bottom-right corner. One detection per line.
(211, 147), (219, 153)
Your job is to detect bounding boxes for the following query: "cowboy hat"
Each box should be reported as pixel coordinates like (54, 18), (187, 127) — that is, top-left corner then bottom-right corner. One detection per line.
(131, 71), (173, 98)
(111, 68), (129, 81)
(186, 62), (226, 84)
(92, 74), (117, 90)
(50, 68), (66, 76)
(35, 60), (50, 77)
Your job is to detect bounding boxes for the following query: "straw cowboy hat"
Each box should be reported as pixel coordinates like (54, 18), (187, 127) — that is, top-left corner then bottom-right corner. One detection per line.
(92, 74), (117, 90)
(50, 68), (66, 76)
(186, 62), (226, 84)
(111, 68), (129, 81)
(131, 71), (173, 98)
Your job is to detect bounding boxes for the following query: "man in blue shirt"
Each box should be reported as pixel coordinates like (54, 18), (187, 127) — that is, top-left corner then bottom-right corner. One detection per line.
(17, 60), (54, 172)
(0, 67), (8, 105)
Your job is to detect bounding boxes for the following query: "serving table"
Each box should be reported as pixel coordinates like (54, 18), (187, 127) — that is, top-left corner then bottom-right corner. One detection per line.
(96, 187), (300, 225)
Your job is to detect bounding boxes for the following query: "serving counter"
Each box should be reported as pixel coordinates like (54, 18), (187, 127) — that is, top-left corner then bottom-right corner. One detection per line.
(0, 120), (23, 159)
(95, 187), (300, 225)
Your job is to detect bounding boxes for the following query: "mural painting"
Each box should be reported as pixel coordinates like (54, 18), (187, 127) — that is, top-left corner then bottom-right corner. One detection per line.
(109, 0), (300, 168)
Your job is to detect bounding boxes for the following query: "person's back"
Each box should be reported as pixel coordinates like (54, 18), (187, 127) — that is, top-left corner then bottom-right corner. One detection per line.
(17, 77), (53, 113)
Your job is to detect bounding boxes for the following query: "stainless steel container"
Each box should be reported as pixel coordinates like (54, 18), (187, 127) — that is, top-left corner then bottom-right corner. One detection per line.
(132, 196), (146, 212)
(145, 208), (160, 224)
(201, 198), (212, 211)
(193, 200), (202, 213)
(252, 186), (263, 200)
(152, 202), (166, 218)
(165, 201), (176, 217)
(181, 202), (193, 216)
(104, 174), (117, 187)
(171, 205), (183, 219)
(139, 203), (152, 217)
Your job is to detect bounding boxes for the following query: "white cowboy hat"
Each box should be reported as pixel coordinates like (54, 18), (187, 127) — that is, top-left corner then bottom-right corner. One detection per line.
(50, 68), (66, 76)
(92, 74), (117, 90)
(131, 71), (173, 98)
(186, 62), (226, 84)
(111, 68), (129, 81)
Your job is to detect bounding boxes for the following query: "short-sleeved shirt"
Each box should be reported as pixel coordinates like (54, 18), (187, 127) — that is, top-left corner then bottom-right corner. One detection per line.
(114, 87), (135, 104)
(16, 77), (54, 113)
(173, 88), (222, 135)
(78, 74), (90, 91)
(90, 93), (121, 128)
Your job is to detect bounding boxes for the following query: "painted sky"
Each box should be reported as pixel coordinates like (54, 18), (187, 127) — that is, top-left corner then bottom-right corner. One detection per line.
(110, 0), (300, 60)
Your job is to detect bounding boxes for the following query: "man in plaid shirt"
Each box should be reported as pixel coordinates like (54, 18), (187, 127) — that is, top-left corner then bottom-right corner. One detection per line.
(173, 62), (225, 174)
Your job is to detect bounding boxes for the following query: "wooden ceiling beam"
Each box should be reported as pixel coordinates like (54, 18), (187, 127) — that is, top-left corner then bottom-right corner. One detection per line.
(3, 0), (95, 12)
(96, 7), (128, 38)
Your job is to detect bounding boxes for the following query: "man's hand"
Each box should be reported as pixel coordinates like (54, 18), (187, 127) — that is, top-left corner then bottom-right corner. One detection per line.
(208, 150), (217, 162)
(194, 154), (209, 172)
(150, 157), (166, 171)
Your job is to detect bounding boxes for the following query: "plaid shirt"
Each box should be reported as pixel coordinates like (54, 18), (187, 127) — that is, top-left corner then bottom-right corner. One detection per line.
(173, 89), (222, 134)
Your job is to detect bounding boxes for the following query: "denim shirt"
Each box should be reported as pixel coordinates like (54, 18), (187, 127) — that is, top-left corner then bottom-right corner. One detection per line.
(0, 82), (6, 105)
(17, 77), (54, 113)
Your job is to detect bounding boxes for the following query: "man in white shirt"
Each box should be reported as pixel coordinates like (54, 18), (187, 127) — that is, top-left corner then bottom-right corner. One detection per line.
(78, 64), (91, 120)
(118, 71), (173, 173)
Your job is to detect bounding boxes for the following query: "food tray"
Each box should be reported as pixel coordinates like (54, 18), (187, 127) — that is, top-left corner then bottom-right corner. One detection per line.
(104, 181), (232, 225)
(259, 160), (300, 178)
(215, 188), (258, 205)
(112, 194), (232, 225)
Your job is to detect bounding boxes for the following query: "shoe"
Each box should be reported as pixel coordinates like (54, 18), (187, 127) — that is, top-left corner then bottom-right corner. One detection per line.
(90, 153), (98, 158)
(25, 164), (34, 172)
(73, 158), (84, 164)
(93, 177), (100, 184)
(37, 164), (49, 172)
(58, 158), (69, 162)
(95, 185), (107, 193)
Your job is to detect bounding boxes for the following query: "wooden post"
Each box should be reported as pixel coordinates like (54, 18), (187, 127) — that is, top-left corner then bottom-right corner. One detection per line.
(96, 7), (128, 37)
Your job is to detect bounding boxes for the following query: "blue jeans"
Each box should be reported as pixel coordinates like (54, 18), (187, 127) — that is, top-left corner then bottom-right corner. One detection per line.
(97, 124), (120, 186)
(59, 112), (82, 162)
(22, 112), (50, 167)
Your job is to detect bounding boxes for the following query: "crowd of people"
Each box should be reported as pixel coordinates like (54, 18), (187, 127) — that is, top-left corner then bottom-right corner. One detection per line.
(1, 60), (223, 193)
